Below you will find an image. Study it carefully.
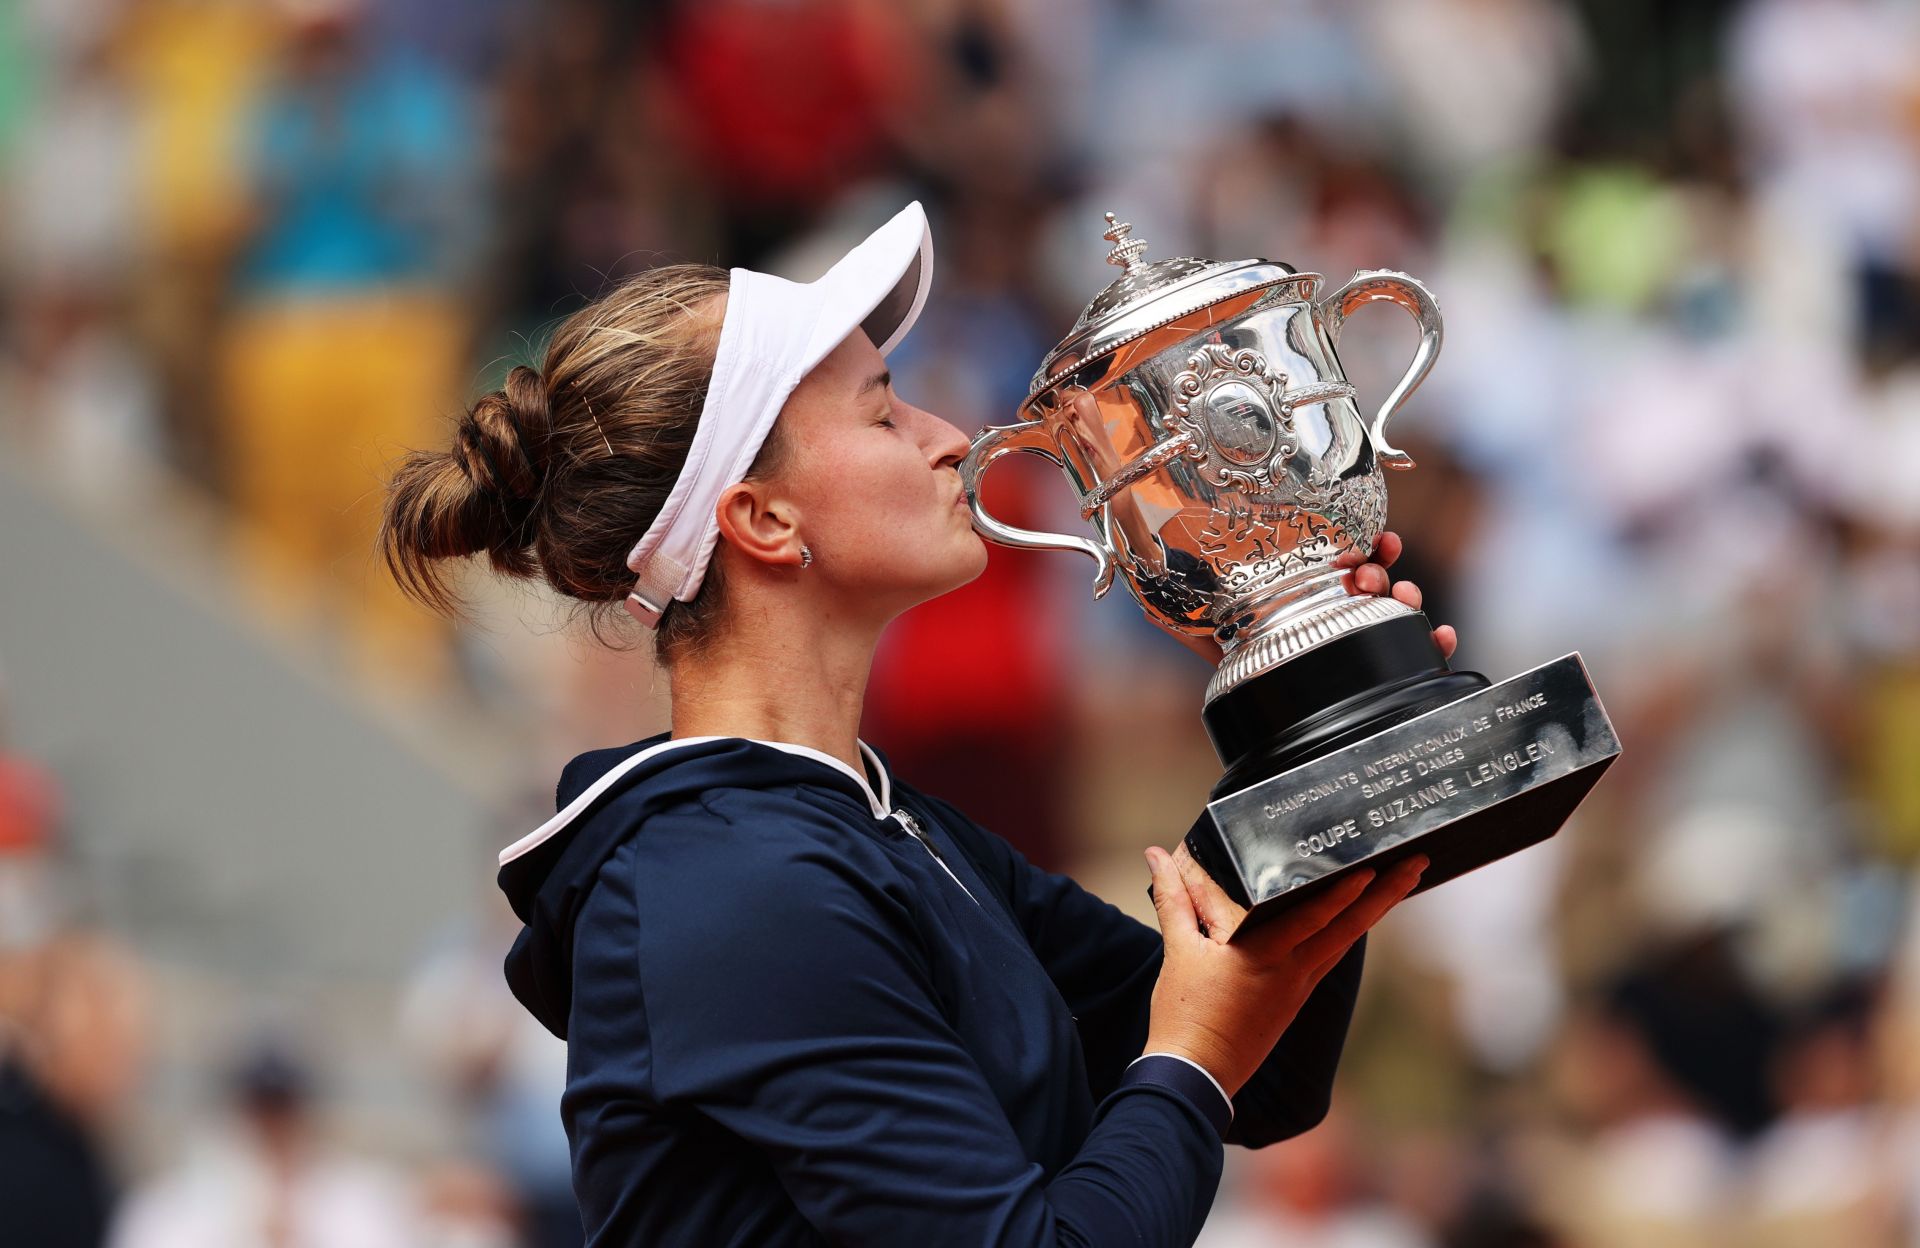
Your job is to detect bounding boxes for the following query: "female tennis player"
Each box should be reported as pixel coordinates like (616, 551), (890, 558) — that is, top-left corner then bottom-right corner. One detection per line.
(381, 203), (1451, 1246)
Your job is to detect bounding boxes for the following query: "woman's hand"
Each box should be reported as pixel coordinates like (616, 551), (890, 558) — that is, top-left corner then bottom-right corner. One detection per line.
(1172, 529), (1455, 666)
(1332, 530), (1456, 660)
(1142, 844), (1427, 1099)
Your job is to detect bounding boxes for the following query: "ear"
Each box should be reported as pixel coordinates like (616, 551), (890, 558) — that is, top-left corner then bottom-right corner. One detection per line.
(713, 480), (806, 569)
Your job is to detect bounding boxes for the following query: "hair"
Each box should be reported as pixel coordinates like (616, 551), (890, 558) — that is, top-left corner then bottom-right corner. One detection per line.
(380, 265), (789, 666)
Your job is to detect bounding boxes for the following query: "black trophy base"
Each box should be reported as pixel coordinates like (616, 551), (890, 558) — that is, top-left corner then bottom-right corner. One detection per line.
(1184, 616), (1619, 931)
(1204, 614), (1490, 796)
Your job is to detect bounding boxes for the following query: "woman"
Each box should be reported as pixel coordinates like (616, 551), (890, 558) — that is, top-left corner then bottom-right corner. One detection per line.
(381, 203), (1446, 1246)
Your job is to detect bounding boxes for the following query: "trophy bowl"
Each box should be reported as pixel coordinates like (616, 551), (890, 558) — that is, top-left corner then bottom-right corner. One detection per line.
(962, 215), (1619, 925)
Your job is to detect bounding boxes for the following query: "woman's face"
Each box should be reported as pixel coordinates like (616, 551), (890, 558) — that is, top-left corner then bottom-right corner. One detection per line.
(769, 329), (988, 619)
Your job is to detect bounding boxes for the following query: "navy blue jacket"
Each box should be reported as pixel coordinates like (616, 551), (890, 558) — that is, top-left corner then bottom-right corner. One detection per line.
(497, 734), (1365, 1246)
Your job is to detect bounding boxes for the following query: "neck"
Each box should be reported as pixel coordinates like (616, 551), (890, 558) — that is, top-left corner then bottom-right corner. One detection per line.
(668, 594), (885, 778)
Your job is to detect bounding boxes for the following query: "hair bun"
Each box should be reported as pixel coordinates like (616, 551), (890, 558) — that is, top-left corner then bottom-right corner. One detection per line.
(502, 365), (553, 470)
(381, 262), (729, 624)
(455, 366), (550, 503)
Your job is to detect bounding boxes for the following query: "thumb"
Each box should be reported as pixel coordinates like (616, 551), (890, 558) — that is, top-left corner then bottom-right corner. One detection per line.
(1146, 847), (1199, 943)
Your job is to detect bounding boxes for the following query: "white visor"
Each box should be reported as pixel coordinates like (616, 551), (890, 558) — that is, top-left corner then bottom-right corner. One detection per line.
(623, 201), (934, 626)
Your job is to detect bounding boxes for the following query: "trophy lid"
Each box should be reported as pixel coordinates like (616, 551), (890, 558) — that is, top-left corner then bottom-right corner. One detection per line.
(1027, 213), (1317, 400)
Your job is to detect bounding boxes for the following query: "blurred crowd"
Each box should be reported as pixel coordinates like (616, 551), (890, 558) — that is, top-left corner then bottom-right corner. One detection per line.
(3, 0), (1920, 1244)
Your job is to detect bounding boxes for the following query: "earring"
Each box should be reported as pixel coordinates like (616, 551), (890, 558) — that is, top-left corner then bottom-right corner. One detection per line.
(799, 544), (814, 569)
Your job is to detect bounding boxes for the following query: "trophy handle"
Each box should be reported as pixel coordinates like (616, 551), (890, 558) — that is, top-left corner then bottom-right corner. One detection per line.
(1317, 270), (1443, 472)
(961, 419), (1117, 598)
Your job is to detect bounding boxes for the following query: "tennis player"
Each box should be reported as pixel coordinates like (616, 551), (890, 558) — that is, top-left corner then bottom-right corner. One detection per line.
(381, 203), (1449, 1246)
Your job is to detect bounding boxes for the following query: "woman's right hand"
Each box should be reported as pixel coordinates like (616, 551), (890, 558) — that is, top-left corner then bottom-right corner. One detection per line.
(1141, 846), (1427, 1099)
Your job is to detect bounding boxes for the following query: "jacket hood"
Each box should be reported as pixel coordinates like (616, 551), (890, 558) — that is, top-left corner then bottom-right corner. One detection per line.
(497, 733), (894, 1039)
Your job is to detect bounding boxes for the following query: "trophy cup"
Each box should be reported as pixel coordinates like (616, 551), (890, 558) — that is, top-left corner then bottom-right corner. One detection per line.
(961, 214), (1620, 924)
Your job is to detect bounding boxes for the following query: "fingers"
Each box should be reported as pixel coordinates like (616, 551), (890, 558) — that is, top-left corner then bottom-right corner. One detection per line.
(1173, 841), (1247, 942)
(1249, 867), (1377, 954)
(1146, 847), (1201, 944)
(1338, 531), (1405, 599)
(1296, 855), (1428, 968)
(1432, 624), (1458, 659)
(1296, 864), (1423, 970)
(1390, 579), (1423, 611)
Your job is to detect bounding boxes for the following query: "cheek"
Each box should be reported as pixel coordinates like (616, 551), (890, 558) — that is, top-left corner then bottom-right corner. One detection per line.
(812, 445), (928, 518)
(799, 446), (959, 561)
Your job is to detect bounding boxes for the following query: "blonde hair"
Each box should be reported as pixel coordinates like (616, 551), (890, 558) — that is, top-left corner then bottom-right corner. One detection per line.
(380, 265), (787, 663)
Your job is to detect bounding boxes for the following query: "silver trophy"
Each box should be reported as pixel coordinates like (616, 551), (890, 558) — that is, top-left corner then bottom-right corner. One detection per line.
(962, 214), (1620, 923)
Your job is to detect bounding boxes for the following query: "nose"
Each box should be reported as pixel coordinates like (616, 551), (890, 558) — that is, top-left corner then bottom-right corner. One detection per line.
(914, 403), (973, 472)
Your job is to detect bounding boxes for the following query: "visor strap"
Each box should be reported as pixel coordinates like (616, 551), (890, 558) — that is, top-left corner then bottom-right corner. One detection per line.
(626, 553), (691, 626)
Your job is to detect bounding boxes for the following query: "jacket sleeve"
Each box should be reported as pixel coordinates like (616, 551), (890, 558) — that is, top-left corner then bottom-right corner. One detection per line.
(922, 793), (1365, 1146)
(632, 812), (1224, 1248)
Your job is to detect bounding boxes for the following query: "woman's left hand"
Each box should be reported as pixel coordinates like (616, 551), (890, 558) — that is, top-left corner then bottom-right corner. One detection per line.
(1332, 530), (1457, 660)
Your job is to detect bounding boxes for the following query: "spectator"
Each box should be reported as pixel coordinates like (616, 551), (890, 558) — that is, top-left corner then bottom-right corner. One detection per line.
(0, 746), (146, 1248)
(1743, 984), (1904, 1246)
(216, 0), (482, 683)
(109, 1039), (423, 1248)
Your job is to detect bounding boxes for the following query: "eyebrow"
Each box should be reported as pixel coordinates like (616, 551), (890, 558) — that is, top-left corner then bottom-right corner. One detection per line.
(858, 369), (892, 397)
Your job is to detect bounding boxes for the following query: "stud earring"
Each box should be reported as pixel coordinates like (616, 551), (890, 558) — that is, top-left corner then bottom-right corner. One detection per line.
(799, 544), (814, 569)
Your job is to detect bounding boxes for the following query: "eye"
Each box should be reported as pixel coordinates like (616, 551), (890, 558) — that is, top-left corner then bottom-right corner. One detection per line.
(877, 414), (898, 429)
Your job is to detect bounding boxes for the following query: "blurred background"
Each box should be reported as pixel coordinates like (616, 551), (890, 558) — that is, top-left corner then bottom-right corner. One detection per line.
(2, 0), (1918, 1244)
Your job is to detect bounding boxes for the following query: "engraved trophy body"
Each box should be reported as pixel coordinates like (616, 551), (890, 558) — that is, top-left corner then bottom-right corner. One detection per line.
(962, 216), (1620, 922)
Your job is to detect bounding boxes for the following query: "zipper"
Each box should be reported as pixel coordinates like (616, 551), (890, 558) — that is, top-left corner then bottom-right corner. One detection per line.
(891, 808), (980, 906)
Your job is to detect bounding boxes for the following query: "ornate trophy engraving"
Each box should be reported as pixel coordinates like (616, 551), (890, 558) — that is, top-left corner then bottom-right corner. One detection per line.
(961, 214), (1620, 924)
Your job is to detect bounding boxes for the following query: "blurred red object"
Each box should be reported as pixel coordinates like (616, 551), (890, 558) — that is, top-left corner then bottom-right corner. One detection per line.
(0, 757), (62, 855)
(656, 0), (922, 207)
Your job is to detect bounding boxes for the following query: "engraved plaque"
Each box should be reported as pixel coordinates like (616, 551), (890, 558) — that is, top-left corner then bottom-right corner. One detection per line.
(1201, 380), (1278, 464)
(1192, 653), (1620, 927)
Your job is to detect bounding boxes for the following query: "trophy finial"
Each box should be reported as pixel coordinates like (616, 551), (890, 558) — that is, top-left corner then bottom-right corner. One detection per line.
(1103, 212), (1149, 273)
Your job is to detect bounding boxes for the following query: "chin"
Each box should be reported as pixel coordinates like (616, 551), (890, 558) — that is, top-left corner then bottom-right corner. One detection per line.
(933, 539), (989, 595)
(899, 534), (990, 612)
(955, 530), (990, 583)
